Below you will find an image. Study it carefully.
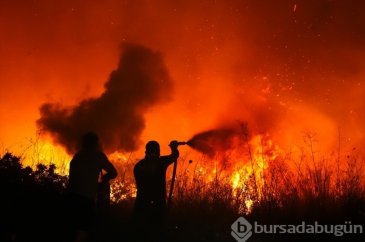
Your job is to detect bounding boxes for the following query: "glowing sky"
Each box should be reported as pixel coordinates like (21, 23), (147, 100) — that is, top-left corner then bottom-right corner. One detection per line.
(1, 0), (365, 163)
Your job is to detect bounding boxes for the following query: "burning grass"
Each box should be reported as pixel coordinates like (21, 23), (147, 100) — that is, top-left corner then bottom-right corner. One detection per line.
(1, 133), (365, 241)
(109, 132), (365, 218)
(104, 133), (365, 241)
(107, 133), (365, 241)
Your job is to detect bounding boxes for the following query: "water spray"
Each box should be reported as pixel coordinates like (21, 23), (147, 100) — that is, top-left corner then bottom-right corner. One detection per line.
(168, 129), (235, 209)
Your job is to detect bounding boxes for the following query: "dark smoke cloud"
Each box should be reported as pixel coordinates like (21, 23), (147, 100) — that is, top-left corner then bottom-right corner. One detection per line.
(37, 43), (173, 154)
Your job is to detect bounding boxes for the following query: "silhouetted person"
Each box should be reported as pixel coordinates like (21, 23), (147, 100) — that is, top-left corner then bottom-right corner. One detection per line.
(67, 132), (117, 242)
(133, 140), (179, 242)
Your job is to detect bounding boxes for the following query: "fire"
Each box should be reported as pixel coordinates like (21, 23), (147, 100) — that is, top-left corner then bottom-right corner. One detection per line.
(231, 171), (240, 189)
(9, 124), (365, 216)
(21, 139), (71, 175)
(226, 134), (282, 212)
(110, 181), (137, 203)
(1, 0), (365, 217)
(109, 152), (130, 162)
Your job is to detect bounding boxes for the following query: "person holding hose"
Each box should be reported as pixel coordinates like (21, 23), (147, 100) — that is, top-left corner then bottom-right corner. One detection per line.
(133, 140), (180, 242)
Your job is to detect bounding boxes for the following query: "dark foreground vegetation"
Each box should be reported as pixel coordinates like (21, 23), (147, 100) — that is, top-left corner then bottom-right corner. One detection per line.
(1, 152), (365, 242)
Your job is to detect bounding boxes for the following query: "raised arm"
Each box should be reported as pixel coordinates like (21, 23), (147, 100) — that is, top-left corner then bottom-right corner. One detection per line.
(161, 140), (180, 167)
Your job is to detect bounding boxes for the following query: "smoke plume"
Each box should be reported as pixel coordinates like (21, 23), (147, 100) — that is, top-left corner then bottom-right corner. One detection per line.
(37, 43), (173, 154)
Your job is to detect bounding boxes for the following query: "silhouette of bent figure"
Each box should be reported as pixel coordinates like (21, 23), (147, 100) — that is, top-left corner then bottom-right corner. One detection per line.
(67, 132), (117, 242)
(133, 140), (179, 241)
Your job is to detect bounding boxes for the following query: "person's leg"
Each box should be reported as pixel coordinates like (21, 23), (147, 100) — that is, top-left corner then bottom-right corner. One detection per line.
(74, 230), (89, 242)
(67, 193), (94, 242)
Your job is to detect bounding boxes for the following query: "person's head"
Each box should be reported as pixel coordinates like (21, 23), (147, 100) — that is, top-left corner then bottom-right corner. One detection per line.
(81, 132), (99, 150)
(145, 140), (160, 157)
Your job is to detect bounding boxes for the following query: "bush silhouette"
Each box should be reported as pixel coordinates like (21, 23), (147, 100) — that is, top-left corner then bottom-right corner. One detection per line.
(0, 153), (68, 242)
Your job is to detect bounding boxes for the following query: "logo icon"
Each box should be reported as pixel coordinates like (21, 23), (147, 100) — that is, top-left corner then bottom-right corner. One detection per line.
(231, 217), (253, 242)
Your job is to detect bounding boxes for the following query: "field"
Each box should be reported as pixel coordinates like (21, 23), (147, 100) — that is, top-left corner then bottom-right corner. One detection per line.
(1, 136), (365, 242)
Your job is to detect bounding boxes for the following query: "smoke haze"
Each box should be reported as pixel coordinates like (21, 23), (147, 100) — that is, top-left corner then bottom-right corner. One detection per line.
(0, 0), (364, 161)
